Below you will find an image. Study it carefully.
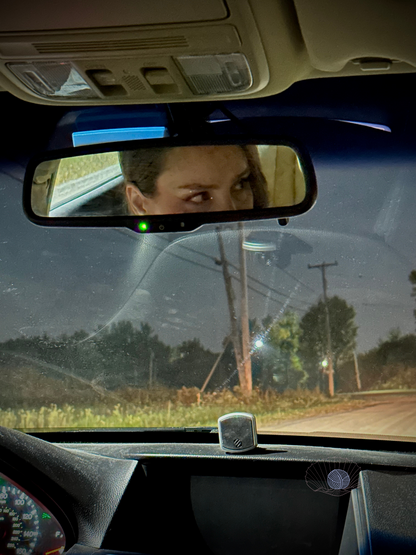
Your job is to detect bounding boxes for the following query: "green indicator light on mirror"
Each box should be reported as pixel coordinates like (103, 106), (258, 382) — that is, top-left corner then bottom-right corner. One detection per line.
(42, 512), (51, 519)
(138, 222), (149, 232)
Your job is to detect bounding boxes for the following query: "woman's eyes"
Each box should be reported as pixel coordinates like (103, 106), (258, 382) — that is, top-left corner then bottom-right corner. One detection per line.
(184, 177), (252, 203)
(234, 177), (252, 191)
(186, 191), (213, 204)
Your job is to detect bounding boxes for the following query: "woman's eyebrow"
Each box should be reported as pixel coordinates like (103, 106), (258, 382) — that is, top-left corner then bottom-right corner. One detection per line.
(176, 167), (251, 190)
(176, 182), (219, 190)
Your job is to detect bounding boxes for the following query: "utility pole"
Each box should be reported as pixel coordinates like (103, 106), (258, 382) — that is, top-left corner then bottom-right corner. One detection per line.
(148, 348), (154, 389)
(353, 351), (362, 391)
(239, 222), (252, 394)
(308, 261), (338, 397)
(216, 230), (245, 390)
(199, 338), (230, 396)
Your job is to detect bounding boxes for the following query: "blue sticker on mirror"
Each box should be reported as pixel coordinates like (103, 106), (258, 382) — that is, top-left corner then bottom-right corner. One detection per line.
(72, 126), (168, 146)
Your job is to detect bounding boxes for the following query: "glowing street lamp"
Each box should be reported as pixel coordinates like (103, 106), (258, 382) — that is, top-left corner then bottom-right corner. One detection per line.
(255, 339), (264, 349)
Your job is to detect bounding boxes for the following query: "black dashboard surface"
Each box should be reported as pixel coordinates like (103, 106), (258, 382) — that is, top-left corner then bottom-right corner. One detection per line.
(0, 427), (416, 555)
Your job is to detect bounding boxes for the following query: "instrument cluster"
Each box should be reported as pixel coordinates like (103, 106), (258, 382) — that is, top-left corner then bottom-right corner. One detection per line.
(0, 472), (66, 555)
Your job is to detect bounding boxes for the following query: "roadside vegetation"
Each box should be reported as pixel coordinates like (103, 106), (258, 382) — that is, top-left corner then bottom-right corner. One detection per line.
(54, 152), (120, 185)
(0, 386), (370, 431)
(1, 272), (415, 431)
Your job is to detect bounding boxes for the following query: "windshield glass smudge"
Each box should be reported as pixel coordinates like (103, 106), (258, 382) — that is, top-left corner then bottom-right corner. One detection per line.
(1, 161), (416, 438)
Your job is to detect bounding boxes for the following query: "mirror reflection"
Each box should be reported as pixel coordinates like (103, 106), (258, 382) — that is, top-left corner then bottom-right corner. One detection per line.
(31, 145), (307, 217)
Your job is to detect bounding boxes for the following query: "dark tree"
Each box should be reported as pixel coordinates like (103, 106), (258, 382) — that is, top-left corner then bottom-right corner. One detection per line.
(168, 338), (219, 389)
(299, 296), (358, 390)
(248, 312), (306, 391)
(93, 321), (172, 389)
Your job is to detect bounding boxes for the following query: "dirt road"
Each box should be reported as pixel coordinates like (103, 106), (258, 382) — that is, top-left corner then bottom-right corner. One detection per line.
(260, 394), (416, 437)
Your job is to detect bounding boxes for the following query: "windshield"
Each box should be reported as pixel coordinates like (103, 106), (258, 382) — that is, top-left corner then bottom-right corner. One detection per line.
(1, 148), (416, 440)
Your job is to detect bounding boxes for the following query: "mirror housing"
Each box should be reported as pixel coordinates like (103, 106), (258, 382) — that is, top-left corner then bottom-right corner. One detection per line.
(23, 136), (317, 233)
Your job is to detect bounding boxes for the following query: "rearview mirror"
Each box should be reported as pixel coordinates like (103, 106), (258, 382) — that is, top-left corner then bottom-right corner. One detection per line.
(24, 138), (317, 233)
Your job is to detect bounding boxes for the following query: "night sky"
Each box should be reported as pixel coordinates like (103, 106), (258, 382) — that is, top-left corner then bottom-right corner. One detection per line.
(0, 158), (415, 354)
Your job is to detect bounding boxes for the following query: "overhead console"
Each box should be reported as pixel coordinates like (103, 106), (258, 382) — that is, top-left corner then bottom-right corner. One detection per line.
(0, 0), (271, 105)
(0, 0), (415, 106)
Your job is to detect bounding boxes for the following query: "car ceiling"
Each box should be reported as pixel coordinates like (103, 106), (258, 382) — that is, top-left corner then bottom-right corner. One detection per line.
(0, 0), (415, 106)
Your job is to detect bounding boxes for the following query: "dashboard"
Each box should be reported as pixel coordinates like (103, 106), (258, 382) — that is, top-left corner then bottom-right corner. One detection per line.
(1, 427), (416, 555)
(0, 472), (65, 555)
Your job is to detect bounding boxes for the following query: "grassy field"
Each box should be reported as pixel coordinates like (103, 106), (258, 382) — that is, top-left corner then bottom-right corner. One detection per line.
(0, 387), (372, 431)
(54, 152), (120, 185)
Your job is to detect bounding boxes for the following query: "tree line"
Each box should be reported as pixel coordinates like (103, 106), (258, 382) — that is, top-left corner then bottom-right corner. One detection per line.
(1, 289), (415, 407)
(0, 298), (355, 396)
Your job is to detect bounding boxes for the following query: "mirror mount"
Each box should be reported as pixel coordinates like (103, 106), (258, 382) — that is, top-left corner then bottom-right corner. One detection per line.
(167, 103), (215, 137)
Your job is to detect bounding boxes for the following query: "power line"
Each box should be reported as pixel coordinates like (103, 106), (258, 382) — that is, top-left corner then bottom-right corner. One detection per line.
(148, 242), (310, 311)
(119, 230), (317, 300)
(80, 237), (311, 345)
(231, 275), (309, 313)
(233, 270), (311, 308)
(278, 266), (317, 294)
(158, 239), (313, 308)
(173, 241), (315, 299)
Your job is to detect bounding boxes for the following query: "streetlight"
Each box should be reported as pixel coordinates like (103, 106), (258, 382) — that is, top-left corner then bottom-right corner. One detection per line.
(255, 339), (264, 349)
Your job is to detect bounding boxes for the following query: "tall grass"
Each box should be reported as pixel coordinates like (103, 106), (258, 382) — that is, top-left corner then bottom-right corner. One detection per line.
(0, 387), (366, 431)
(54, 152), (119, 185)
